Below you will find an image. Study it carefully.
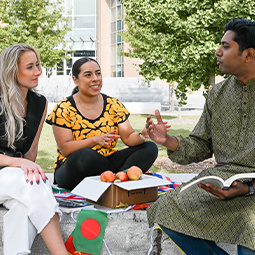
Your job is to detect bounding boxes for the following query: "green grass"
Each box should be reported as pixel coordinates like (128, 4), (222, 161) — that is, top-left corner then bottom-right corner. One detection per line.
(36, 124), (57, 172)
(36, 114), (198, 173)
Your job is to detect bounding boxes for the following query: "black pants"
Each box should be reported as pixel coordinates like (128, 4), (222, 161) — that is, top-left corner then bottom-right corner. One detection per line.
(55, 141), (158, 190)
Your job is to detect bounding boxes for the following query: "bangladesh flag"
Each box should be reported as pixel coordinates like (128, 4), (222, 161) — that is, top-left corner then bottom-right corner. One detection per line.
(65, 209), (108, 255)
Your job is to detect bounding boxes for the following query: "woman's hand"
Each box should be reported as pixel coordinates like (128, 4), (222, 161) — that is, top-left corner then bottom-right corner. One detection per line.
(198, 181), (249, 200)
(19, 158), (47, 185)
(94, 130), (120, 147)
(53, 125), (121, 156)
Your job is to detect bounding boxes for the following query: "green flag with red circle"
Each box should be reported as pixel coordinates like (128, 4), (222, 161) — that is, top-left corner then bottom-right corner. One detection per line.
(65, 209), (108, 255)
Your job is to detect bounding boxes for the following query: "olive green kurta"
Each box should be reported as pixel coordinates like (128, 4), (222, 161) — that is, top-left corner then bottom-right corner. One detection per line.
(147, 75), (255, 250)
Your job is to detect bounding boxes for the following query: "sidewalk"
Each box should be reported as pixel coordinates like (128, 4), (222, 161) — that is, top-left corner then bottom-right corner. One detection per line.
(161, 109), (203, 116)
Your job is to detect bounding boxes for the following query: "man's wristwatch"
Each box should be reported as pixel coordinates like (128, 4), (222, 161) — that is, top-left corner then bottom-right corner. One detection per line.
(245, 181), (255, 196)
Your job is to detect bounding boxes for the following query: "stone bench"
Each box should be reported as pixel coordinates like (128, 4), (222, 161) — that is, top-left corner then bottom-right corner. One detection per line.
(0, 173), (237, 254)
(0, 205), (237, 254)
(0, 205), (183, 255)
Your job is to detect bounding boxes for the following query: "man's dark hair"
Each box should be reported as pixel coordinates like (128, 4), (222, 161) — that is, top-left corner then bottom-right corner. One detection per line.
(225, 18), (255, 52)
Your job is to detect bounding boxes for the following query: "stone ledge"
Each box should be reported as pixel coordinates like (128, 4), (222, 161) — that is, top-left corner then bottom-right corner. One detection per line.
(0, 173), (238, 254)
(122, 102), (161, 115)
(0, 206), (179, 255)
(0, 205), (237, 255)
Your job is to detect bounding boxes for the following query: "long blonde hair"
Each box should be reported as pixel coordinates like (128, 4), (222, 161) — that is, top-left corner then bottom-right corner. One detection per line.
(0, 43), (42, 149)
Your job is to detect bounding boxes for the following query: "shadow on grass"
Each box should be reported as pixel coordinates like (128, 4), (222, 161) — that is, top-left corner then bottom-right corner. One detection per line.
(36, 149), (56, 173)
(37, 150), (50, 156)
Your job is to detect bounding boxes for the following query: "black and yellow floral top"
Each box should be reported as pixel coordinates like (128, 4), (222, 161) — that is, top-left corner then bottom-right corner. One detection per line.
(46, 93), (130, 170)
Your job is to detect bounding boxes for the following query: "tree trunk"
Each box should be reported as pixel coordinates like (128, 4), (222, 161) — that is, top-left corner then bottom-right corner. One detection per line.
(169, 82), (175, 112)
(208, 74), (215, 88)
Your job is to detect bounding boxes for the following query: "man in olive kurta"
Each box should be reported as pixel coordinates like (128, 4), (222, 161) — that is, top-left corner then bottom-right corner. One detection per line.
(146, 18), (255, 255)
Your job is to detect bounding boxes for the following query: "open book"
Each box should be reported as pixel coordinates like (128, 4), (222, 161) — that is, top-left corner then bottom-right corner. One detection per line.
(180, 173), (255, 194)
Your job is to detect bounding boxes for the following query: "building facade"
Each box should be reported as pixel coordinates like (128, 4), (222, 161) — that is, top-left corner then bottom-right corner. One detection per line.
(51, 0), (142, 78)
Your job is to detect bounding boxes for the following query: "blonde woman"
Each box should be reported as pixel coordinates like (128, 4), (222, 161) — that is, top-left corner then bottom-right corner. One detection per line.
(0, 44), (68, 255)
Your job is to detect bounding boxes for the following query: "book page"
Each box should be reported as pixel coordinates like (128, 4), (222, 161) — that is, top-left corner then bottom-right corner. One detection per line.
(224, 172), (255, 188)
(180, 173), (255, 194)
(180, 176), (224, 194)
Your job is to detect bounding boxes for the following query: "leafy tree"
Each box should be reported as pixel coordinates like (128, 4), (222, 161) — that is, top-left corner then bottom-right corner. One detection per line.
(121, 0), (255, 103)
(0, 0), (70, 67)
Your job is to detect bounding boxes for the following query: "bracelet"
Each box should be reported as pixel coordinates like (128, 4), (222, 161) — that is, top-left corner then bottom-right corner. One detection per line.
(139, 131), (148, 141)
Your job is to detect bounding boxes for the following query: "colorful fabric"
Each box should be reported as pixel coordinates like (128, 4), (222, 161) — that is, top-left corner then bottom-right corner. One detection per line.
(46, 93), (130, 170)
(52, 185), (90, 209)
(145, 172), (180, 195)
(147, 76), (255, 251)
(65, 236), (88, 255)
(65, 209), (108, 255)
(133, 204), (151, 210)
(53, 191), (87, 202)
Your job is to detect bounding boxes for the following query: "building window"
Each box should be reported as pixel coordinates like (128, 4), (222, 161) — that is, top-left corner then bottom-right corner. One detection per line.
(55, 0), (97, 76)
(65, 0), (96, 45)
(56, 50), (95, 76)
(110, 0), (124, 77)
(57, 62), (64, 75)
